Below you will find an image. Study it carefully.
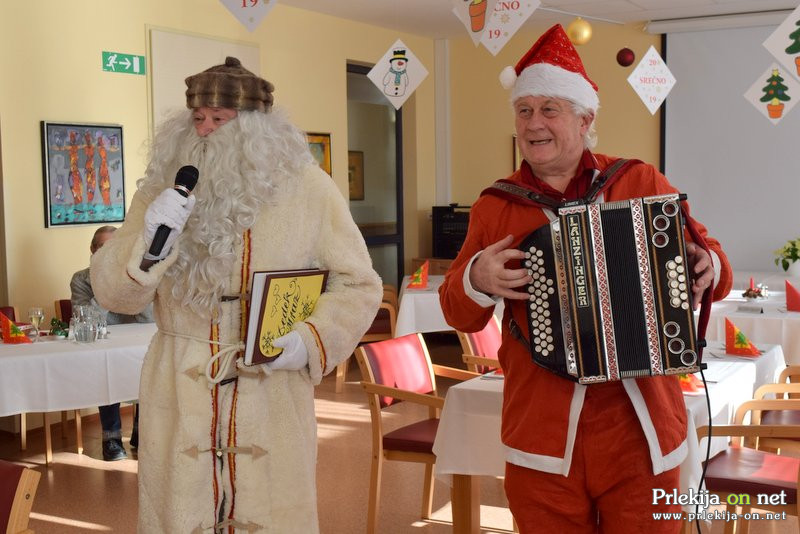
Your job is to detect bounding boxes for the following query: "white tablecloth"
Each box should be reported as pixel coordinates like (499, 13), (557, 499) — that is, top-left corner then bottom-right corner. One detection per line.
(395, 274), (503, 338)
(433, 344), (786, 491)
(705, 290), (800, 364)
(0, 323), (156, 417)
(396, 275), (450, 337)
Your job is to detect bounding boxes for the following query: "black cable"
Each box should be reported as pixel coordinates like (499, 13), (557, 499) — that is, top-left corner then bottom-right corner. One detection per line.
(694, 366), (713, 533)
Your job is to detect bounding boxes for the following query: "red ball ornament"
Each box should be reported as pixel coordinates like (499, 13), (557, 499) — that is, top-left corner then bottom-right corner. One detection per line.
(616, 47), (635, 67)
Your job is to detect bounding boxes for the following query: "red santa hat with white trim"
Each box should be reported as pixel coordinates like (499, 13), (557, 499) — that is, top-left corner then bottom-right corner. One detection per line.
(500, 24), (599, 112)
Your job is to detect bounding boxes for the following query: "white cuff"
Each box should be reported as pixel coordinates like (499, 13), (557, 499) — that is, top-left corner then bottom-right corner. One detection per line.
(462, 251), (503, 308)
(709, 250), (721, 289)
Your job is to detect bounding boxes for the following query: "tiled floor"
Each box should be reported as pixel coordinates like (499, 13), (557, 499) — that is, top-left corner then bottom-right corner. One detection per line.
(1, 333), (797, 533)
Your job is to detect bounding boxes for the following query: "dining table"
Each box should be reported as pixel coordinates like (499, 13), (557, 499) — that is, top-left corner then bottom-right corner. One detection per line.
(704, 288), (800, 365)
(432, 343), (786, 534)
(0, 322), (157, 463)
(395, 274), (503, 338)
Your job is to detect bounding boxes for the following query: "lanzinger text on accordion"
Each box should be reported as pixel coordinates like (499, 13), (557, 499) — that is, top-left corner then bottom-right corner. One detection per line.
(519, 194), (700, 384)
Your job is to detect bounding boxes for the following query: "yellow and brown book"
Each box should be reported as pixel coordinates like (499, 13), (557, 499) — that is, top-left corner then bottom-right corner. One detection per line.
(244, 269), (328, 366)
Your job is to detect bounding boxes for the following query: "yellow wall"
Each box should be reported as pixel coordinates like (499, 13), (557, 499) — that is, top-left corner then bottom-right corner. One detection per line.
(449, 22), (661, 204)
(0, 2), (660, 315)
(0, 0), (435, 314)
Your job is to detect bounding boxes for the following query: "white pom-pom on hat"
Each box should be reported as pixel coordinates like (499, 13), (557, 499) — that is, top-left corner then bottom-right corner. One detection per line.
(499, 66), (517, 90)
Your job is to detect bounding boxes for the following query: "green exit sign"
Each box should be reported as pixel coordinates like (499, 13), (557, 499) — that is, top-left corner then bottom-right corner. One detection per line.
(102, 51), (145, 75)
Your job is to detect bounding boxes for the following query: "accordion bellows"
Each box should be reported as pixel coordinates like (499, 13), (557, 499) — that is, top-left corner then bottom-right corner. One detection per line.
(519, 194), (699, 384)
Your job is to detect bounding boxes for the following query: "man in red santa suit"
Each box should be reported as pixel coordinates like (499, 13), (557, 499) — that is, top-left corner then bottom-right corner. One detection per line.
(439, 25), (731, 533)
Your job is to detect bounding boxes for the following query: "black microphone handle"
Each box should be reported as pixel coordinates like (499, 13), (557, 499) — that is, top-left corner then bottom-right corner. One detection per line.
(140, 165), (199, 271)
(148, 224), (172, 257)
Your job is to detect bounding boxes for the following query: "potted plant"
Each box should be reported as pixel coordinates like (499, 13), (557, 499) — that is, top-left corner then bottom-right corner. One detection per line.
(467, 0), (487, 32)
(774, 238), (800, 274)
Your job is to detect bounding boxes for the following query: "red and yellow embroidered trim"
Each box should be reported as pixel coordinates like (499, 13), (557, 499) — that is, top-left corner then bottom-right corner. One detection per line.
(209, 321), (221, 509)
(306, 321), (327, 373)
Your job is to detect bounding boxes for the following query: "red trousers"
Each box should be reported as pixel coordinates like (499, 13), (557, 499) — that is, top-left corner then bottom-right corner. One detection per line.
(505, 381), (682, 534)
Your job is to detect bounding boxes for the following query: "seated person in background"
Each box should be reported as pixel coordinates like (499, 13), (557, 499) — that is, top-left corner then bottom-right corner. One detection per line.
(70, 225), (154, 461)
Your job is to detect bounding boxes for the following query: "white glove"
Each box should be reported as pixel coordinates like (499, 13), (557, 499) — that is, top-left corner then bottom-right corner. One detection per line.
(143, 189), (196, 260)
(267, 331), (309, 371)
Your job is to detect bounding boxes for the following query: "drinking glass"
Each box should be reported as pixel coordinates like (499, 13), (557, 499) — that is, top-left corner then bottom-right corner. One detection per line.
(28, 306), (45, 341)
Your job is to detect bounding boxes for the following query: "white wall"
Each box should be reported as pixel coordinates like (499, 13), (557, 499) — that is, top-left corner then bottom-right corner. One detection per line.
(665, 25), (800, 272)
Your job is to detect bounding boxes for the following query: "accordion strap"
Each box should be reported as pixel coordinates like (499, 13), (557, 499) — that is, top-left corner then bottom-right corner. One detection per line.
(481, 158), (642, 209)
(682, 211), (714, 362)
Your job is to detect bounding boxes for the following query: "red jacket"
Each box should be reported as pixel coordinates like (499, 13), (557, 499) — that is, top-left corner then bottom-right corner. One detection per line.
(439, 153), (732, 475)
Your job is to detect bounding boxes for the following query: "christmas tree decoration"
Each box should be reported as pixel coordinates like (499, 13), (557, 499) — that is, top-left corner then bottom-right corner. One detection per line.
(760, 69), (791, 118)
(480, 0), (540, 56)
(218, 0), (276, 32)
(616, 48), (635, 67)
(452, 0), (500, 46)
(786, 280), (800, 312)
(367, 40), (428, 111)
(627, 46), (675, 114)
(787, 19), (800, 76)
(407, 260), (430, 289)
(724, 318), (760, 356)
(0, 312), (32, 344)
(566, 17), (592, 45)
(744, 63), (800, 124)
(763, 5), (800, 82)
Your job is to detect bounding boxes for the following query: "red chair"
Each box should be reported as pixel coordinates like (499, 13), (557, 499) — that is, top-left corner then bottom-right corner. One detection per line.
(355, 334), (478, 534)
(457, 315), (502, 374)
(0, 460), (40, 534)
(335, 293), (397, 393)
(0, 306), (19, 323)
(53, 299), (72, 322)
(696, 399), (800, 534)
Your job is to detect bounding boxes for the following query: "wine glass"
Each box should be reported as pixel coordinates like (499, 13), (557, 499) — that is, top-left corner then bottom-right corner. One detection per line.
(28, 306), (45, 341)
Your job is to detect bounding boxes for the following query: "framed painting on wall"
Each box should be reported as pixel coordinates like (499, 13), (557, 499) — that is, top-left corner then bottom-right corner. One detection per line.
(306, 132), (332, 176)
(348, 151), (364, 200)
(40, 121), (126, 227)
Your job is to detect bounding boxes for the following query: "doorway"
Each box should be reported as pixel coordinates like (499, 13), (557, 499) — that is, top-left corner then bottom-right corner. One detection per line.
(346, 63), (404, 287)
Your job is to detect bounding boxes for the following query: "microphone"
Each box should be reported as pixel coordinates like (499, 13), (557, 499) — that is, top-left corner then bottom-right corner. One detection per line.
(140, 165), (199, 271)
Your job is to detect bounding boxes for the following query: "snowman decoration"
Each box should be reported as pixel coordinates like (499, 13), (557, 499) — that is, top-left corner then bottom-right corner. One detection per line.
(382, 49), (409, 97)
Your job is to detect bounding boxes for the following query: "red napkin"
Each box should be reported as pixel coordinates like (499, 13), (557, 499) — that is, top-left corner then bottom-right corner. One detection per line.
(407, 260), (429, 289)
(724, 318), (759, 356)
(786, 280), (800, 312)
(678, 374), (704, 393)
(0, 312), (32, 344)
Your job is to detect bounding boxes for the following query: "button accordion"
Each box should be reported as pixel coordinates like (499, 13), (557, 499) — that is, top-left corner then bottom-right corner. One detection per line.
(519, 194), (700, 384)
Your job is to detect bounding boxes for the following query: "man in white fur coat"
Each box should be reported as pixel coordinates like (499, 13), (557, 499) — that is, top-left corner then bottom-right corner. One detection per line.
(91, 57), (382, 533)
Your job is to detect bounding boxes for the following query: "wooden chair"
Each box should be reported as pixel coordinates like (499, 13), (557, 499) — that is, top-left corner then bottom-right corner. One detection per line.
(696, 399), (800, 534)
(335, 297), (397, 393)
(457, 315), (502, 374)
(382, 284), (398, 311)
(752, 383), (800, 454)
(53, 299), (72, 322)
(778, 365), (800, 385)
(355, 334), (479, 534)
(0, 460), (41, 534)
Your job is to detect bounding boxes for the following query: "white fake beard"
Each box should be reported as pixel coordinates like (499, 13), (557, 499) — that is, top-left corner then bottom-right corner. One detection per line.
(165, 122), (261, 319)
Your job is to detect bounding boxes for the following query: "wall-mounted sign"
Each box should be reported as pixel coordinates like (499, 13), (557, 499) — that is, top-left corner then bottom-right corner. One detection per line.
(102, 51), (145, 75)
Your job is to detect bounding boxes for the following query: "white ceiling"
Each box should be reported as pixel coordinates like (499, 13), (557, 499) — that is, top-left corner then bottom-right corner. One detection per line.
(278, 0), (798, 39)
